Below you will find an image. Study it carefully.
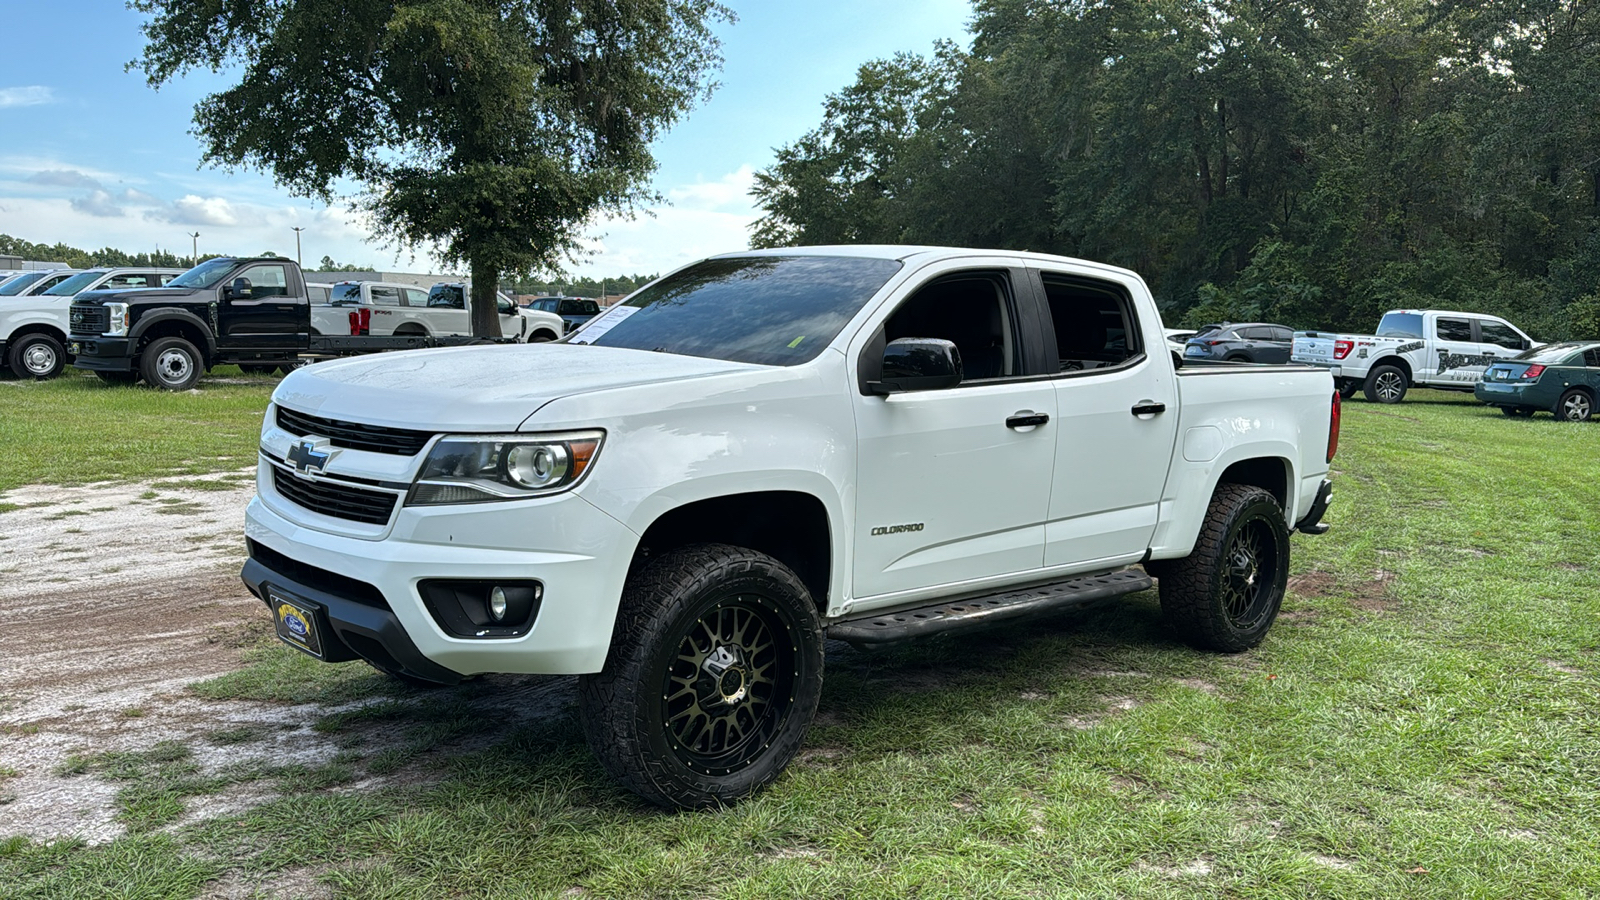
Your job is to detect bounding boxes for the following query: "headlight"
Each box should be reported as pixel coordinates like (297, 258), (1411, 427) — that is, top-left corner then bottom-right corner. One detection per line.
(105, 303), (129, 337)
(407, 430), (603, 505)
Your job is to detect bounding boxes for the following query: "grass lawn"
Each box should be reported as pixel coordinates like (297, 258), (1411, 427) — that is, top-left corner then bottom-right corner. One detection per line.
(0, 367), (275, 496)
(4, 389), (1599, 897)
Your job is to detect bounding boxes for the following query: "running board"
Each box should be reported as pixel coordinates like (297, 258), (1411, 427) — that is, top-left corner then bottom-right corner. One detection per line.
(828, 568), (1153, 648)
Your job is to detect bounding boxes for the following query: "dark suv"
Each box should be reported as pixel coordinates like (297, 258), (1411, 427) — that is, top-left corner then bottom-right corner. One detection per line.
(1183, 322), (1295, 363)
(523, 296), (601, 332)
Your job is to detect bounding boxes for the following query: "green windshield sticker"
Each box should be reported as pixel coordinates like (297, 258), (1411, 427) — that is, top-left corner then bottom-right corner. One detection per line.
(787, 336), (806, 349)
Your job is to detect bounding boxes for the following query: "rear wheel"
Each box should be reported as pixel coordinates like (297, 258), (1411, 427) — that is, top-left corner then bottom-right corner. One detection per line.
(1556, 388), (1593, 422)
(7, 333), (66, 379)
(1157, 484), (1289, 652)
(1338, 382), (1358, 400)
(578, 543), (824, 809)
(140, 336), (203, 391)
(1363, 364), (1408, 404)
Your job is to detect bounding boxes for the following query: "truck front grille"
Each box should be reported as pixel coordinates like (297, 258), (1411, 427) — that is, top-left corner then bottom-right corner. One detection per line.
(271, 467), (399, 525)
(276, 406), (434, 456)
(70, 305), (107, 335)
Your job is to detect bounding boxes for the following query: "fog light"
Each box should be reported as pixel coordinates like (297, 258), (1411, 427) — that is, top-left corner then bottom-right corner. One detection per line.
(488, 586), (508, 622)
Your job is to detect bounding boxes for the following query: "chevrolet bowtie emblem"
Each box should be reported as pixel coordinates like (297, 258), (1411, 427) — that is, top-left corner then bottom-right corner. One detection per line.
(287, 438), (336, 474)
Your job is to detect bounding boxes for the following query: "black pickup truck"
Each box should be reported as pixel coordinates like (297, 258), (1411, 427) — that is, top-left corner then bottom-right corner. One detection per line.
(70, 257), (487, 389)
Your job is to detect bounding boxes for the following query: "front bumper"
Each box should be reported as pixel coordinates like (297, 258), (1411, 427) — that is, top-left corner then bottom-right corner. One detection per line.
(242, 487), (637, 677)
(68, 336), (135, 372)
(1293, 479), (1332, 535)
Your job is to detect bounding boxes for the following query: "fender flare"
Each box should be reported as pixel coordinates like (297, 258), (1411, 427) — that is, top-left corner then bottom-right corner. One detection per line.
(129, 308), (218, 358)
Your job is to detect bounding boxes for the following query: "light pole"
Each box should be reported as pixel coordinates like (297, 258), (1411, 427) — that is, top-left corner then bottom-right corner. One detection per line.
(187, 232), (199, 265)
(291, 227), (306, 267)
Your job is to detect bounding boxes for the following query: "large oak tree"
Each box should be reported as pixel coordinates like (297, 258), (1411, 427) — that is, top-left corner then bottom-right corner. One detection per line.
(135, 0), (731, 336)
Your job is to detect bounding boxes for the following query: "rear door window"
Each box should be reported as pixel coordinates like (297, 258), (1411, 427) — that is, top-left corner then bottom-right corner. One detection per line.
(403, 288), (428, 307)
(370, 286), (401, 307)
(1478, 320), (1524, 349)
(1042, 275), (1141, 373)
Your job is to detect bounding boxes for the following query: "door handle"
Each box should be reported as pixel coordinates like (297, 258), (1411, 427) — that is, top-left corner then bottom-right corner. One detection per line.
(1006, 412), (1050, 429)
(1131, 401), (1166, 417)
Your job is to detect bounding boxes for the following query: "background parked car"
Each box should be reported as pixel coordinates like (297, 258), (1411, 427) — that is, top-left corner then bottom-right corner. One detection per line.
(2, 266), (183, 378)
(1475, 341), (1600, 421)
(1183, 322), (1296, 363)
(0, 269), (80, 298)
(523, 295), (601, 332)
(1165, 327), (1197, 349)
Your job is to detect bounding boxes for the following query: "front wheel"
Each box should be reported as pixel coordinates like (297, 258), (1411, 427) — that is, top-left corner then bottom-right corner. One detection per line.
(578, 544), (824, 809)
(140, 336), (203, 391)
(1556, 388), (1593, 422)
(1157, 484), (1290, 652)
(7, 333), (66, 379)
(1338, 382), (1358, 401)
(1363, 364), (1408, 404)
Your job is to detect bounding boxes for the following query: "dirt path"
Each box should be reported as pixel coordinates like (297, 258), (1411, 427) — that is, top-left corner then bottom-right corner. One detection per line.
(0, 474), (576, 847)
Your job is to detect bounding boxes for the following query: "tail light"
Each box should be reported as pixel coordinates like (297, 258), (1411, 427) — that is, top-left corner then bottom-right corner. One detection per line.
(1327, 389), (1341, 463)
(1333, 340), (1354, 360)
(347, 308), (372, 335)
(1522, 364), (1545, 380)
(1206, 339), (1225, 346)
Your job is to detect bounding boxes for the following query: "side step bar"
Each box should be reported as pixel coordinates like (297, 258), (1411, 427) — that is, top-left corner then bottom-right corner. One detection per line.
(828, 568), (1153, 648)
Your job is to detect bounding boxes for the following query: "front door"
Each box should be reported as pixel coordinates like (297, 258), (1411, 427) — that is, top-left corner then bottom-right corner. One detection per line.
(1033, 266), (1180, 568)
(851, 266), (1057, 604)
(220, 262), (303, 351)
(1425, 315), (1490, 386)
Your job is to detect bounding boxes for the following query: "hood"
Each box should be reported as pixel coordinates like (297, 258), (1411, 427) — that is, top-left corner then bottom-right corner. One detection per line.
(74, 287), (202, 305)
(272, 343), (765, 432)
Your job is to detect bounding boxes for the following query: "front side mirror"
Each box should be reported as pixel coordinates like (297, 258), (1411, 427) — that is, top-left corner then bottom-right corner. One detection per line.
(225, 277), (253, 300)
(868, 338), (963, 394)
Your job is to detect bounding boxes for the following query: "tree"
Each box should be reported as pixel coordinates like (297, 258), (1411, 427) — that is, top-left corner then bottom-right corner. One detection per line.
(134, 0), (731, 336)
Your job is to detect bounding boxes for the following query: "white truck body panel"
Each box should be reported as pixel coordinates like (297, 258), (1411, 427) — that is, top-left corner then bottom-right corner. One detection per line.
(247, 246), (1335, 677)
(308, 281), (564, 342)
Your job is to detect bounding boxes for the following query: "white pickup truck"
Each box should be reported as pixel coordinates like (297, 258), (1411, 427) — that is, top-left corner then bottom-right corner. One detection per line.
(1291, 309), (1538, 403)
(1, 267), (185, 378)
(310, 281), (564, 343)
(241, 246), (1338, 808)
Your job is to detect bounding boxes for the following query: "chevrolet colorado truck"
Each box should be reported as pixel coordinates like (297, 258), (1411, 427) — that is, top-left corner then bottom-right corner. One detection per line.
(1291, 309), (1538, 403)
(69, 257), (501, 389)
(240, 246), (1338, 808)
(316, 281), (564, 343)
(0, 267), (184, 378)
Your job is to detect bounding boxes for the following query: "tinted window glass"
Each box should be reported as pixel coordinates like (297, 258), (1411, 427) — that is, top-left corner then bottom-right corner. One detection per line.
(1043, 275), (1140, 373)
(168, 258), (238, 289)
(577, 256), (902, 366)
(887, 272), (1018, 380)
(371, 286), (401, 307)
(428, 285), (466, 309)
(1515, 342), (1588, 364)
(1586, 349), (1600, 368)
(43, 271), (109, 296)
(1436, 317), (1474, 342)
(1271, 327), (1293, 342)
(104, 273), (155, 289)
(1479, 321), (1524, 349)
(330, 284), (363, 304)
(1377, 312), (1424, 338)
(0, 272), (52, 295)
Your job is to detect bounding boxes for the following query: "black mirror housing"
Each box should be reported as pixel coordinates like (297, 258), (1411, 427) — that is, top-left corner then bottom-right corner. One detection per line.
(868, 338), (963, 394)
(225, 277), (252, 300)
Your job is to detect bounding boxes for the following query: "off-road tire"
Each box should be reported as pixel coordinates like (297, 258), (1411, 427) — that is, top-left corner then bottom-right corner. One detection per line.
(1556, 388), (1593, 422)
(1157, 484), (1289, 652)
(7, 333), (66, 379)
(94, 370), (137, 385)
(140, 336), (203, 391)
(1363, 364), (1408, 404)
(578, 543), (824, 809)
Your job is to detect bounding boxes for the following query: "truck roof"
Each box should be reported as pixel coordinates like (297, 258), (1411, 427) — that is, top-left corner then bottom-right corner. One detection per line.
(714, 245), (1145, 282)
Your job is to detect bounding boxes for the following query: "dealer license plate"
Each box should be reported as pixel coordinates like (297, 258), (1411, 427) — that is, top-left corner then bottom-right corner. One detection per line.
(270, 589), (325, 658)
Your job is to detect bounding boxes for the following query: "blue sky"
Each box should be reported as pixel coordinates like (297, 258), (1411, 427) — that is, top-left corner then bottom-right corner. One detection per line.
(0, 1), (972, 278)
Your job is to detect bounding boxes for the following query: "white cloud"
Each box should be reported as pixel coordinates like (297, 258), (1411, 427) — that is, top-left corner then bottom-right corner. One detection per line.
(70, 190), (126, 218)
(152, 194), (241, 227)
(569, 166), (762, 277)
(27, 169), (102, 190)
(665, 165), (758, 212)
(0, 86), (55, 109)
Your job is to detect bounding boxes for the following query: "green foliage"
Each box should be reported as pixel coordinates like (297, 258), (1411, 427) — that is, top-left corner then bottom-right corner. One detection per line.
(0, 233), (203, 270)
(133, 0), (732, 336)
(754, 0), (1600, 335)
(506, 271), (658, 298)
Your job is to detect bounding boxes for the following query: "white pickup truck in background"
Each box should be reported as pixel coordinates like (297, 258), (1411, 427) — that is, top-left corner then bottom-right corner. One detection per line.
(1292, 309), (1538, 403)
(242, 245), (1337, 808)
(310, 280), (564, 342)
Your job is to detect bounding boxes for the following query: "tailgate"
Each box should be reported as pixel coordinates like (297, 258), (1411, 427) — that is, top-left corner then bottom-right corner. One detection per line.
(1291, 335), (1337, 365)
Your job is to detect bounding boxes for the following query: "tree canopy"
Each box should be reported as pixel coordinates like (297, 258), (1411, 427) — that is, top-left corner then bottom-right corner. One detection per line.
(752, 0), (1600, 339)
(134, 0), (731, 335)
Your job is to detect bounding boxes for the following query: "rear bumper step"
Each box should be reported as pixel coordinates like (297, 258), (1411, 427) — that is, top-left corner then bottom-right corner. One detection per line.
(829, 569), (1153, 648)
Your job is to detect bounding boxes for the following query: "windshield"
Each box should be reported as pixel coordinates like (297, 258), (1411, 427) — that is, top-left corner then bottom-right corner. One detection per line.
(43, 271), (107, 296)
(1513, 343), (1587, 364)
(1377, 312), (1424, 339)
(574, 255), (903, 365)
(0, 272), (50, 296)
(167, 258), (238, 289)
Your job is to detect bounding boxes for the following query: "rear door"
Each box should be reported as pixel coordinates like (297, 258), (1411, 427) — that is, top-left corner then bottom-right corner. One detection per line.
(1033, 265), (1179, 568)
(1423, 315), (1482, 386)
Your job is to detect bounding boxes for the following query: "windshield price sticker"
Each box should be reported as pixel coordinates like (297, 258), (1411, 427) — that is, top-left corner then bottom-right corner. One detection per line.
(568, 306), (639, 344)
